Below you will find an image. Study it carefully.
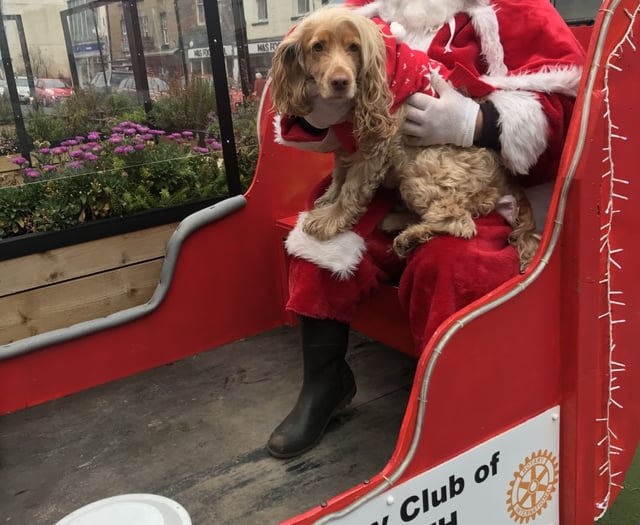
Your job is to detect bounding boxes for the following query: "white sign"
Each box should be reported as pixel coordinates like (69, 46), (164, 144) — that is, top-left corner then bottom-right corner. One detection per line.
(327, 406), (560, 525)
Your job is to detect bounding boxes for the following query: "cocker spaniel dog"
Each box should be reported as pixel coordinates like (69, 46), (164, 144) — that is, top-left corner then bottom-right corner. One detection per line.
(270, 5), (539, 271)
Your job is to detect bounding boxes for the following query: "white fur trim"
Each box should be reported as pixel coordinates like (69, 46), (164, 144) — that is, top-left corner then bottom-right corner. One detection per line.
(355, 1), (382, 19)
(389, 21), (407, 42)
(273, 114), (342, 153)
(467, 4), (507, 76)
(487, 89), (548, 175)
(285, 212), (366, 280)
(481, 65), (583, 97)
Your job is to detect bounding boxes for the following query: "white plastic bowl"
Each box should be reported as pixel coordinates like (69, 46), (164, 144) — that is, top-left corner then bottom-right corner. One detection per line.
(54, 494), (192, 525)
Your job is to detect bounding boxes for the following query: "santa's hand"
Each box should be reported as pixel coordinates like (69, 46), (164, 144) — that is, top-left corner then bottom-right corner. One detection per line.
(303, 97), (354, 129)
(402, 73), (480, 147)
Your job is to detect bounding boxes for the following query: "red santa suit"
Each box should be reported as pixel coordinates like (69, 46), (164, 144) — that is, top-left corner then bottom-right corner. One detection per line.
(276, 0), (586, 355)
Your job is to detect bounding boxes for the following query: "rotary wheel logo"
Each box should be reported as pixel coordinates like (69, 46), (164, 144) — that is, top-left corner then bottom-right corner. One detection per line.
(506, 450), (559, 523)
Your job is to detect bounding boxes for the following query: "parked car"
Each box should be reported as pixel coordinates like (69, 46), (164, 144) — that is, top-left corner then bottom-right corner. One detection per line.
(117, 75), (170, 100)
(35, 78), (73, 106)
(15, 77), (34, 104)
(89, 69), (134, 94)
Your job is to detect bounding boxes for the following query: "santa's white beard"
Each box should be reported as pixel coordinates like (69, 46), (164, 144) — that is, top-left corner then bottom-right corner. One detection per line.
(377, 0), (468, 34)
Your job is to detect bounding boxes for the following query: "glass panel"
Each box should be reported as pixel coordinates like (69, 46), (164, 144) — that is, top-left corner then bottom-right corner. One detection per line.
(551, 0), (601, 23)
(0, 0), (262, 242)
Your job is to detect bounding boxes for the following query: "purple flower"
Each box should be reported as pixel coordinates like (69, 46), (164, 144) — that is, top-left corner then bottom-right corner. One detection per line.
(38, 147), (51, 154)
(140, 133), (154, 141)
(208, 140), (222, 151)
(192, 146), (209, 154)
(109, 135), (123, 144)
(114, 146), (125, 154)
(167, 132), (182, 140)
(85, 153), (99, 162)
(123, 127), (137, 135)
(182, 130), (194, 137)
(59, 146), (69, 153)
(123, 145), (135, 154)
(62, 139), (78, 146)
(134, 143), (146, 150)
(70, 150), (85, 159)
(43, 164), (56, 172)
(11, 157), (27, 165)
(52, 147), (64, 155)
(111, 126), (124, 133)
(24, 168), (41, 178)
(75, 135), (85, 142)
(87, 132), (101, 141)
(67, 161), (84, 169)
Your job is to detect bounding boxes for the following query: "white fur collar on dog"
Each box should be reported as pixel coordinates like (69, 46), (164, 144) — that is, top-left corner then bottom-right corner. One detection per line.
(285, 212), (366, 280)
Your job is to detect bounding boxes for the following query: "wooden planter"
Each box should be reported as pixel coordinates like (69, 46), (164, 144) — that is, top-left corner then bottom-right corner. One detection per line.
(0, 222), (177, 346)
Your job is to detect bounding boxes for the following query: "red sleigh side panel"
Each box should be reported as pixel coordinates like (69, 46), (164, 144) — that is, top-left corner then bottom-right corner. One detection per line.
(279, 2), (640, 524)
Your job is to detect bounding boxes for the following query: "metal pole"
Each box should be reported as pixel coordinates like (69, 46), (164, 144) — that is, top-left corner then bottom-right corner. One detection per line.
(231, 0), (251, 97)
(203, 0), (241, 195)
(60, 9), (80, 88)
(0, 13), (31, 160)
(92, 6), (108, 89)
(173, 0), (188, 82)
(121, 0), (151, 113)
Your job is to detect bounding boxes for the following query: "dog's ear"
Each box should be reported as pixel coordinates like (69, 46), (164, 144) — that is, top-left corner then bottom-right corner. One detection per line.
(352, 18), (395, 147)
(269, 32), (312, 116)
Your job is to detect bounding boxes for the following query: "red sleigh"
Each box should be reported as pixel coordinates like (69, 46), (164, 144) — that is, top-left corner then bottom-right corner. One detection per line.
(1, 1), (638, 523)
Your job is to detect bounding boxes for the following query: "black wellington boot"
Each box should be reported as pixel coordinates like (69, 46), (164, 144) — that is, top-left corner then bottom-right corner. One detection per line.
(267, 315), (356, 458)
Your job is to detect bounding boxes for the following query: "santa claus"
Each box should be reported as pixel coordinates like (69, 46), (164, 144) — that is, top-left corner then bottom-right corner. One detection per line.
(267, 0), (586, 459)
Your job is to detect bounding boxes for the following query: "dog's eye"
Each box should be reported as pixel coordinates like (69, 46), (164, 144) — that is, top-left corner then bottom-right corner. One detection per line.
(312, 42), (323, 52)
(348, 43), (360, 53)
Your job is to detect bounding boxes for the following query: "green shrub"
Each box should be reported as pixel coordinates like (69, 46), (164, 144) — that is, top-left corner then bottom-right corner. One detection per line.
(0, 121), (224, 238)
(148, 77), (217, 132)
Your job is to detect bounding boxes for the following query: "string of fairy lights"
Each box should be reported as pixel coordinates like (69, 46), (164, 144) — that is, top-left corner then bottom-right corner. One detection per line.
(595, 4), (638, 518)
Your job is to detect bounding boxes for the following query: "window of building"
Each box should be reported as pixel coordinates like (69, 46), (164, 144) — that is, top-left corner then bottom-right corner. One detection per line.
(120, 18), (129, 53)
(140, 15), (150, 39)
(160, 12), (169, 45)
(196, 0), (205, 26)
(296, 0), (310, 15)
(257, 0), (268, 21)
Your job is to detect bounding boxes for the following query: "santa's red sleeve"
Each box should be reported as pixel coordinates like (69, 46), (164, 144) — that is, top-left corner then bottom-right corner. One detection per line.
(429, 0), (586, 176)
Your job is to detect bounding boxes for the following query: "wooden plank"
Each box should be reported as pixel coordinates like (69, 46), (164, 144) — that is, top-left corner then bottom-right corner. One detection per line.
(0, 259), (163, 345)
(0, 223), (177, 297)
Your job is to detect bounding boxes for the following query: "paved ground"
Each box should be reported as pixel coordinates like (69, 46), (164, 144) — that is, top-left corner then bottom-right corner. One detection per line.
(0, 327), (416, 525)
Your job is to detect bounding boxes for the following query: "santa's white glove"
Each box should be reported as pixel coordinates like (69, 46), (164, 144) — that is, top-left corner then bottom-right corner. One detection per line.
(402, 72), (480, 147)
(303, 97), (354, 129)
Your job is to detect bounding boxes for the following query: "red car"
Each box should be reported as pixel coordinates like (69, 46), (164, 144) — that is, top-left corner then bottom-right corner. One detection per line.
(35, 78), (74, 106)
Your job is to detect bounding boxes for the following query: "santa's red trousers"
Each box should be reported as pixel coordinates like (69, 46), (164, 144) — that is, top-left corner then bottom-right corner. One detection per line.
(286, 178), (521, 354)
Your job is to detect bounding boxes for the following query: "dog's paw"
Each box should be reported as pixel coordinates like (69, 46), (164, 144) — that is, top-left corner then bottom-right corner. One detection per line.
(313, 193), (335, 208)
(302, 210), (342, 241)
(392, 229), (434, 257)
(447, 219), (477, 239)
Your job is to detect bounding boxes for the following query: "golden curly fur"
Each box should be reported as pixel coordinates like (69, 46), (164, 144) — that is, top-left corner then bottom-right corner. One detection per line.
(270, 5), (539, 271)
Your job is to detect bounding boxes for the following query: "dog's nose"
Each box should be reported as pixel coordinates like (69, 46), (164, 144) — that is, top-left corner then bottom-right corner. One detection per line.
(331, 76), (350, 91)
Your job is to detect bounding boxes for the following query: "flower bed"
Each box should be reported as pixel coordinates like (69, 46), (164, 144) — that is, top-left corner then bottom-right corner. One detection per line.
(0, 120), (226, 238)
